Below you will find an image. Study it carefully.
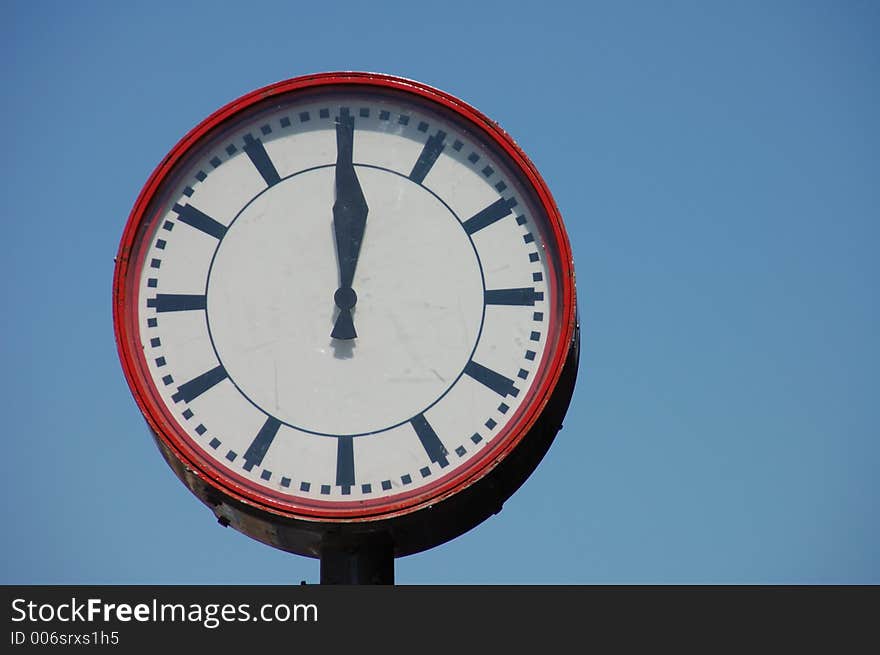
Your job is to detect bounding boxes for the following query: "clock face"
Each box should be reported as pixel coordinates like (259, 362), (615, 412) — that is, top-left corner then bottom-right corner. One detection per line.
(115, 73), (575, 520)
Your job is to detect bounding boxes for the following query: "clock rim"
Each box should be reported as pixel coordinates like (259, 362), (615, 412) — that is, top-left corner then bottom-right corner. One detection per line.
(113, 71), (577, 523)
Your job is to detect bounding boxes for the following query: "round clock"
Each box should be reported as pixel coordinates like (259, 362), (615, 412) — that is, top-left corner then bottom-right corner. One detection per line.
(113, 72), (579, 566)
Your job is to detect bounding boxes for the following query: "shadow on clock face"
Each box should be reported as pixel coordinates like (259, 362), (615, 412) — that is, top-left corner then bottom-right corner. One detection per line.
(330, 333), (355, 360)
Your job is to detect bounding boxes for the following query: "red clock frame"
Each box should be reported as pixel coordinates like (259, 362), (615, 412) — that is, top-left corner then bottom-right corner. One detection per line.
(113, 72), (579, 557)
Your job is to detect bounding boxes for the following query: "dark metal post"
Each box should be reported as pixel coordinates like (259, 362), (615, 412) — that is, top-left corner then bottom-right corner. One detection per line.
(319, 537), (394, 584)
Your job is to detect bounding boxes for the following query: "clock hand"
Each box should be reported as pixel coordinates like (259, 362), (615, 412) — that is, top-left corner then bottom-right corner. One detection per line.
(331, 108), (368, 340)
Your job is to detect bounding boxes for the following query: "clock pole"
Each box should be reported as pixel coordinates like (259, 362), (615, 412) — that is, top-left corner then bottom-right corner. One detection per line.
(319, 534), (394, 584)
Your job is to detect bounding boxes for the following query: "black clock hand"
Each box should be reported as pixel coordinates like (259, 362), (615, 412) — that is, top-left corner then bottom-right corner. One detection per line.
(331, 108), (368, 340)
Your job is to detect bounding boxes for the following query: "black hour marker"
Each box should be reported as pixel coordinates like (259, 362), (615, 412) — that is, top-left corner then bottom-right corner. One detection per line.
(409, 130), (447, 184)
(484, 287), (541, 306)
(147, 294), (207, 312)
(173, 204), (227, 240)
(462, 197), (517, 234)
(410, 414), (449, 467)
(243, 134), (281, 187)
(171, 365), (228, 403)
(243, 416), (281, 472)
(336, 436), (355, 488)
(464, 361), (519, 398)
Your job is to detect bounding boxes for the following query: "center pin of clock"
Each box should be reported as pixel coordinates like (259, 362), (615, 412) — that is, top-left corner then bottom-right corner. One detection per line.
(334, 286), (357, 311)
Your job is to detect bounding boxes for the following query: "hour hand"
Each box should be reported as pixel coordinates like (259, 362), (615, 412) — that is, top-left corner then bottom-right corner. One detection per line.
(331, 108), (368, 340)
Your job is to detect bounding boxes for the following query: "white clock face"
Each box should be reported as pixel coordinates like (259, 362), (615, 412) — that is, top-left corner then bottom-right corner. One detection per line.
(129, 82), (568, 513)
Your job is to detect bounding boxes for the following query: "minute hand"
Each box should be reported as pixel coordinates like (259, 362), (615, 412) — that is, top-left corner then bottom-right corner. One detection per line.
(331, 110), (368, 340)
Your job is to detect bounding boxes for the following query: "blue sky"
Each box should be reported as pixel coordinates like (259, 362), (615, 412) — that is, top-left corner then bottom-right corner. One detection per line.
(2, 1), (877, 584)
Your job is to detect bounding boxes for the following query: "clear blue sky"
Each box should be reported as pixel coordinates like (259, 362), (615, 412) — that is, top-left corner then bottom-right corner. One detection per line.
(2, 0), (877, 584)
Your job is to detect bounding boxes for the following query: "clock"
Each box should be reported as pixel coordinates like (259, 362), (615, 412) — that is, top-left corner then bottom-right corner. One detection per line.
(113, 72), (579, 563)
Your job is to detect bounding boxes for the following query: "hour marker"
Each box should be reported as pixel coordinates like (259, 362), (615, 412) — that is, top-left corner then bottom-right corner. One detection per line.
(464, 361), (519, 398)
(243, 416), (281, 472)
(484, 287), (540, 306)
(147, 294), (207, 312)
(409, 130), (447, 184)
(336, 436), (355, 488)
(171, 365), (228, 403)
(173, 204), (227, 240)
(243, 134), (281, 187)
(462, 197), (517, 234)
(410, 414), (449, 467)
